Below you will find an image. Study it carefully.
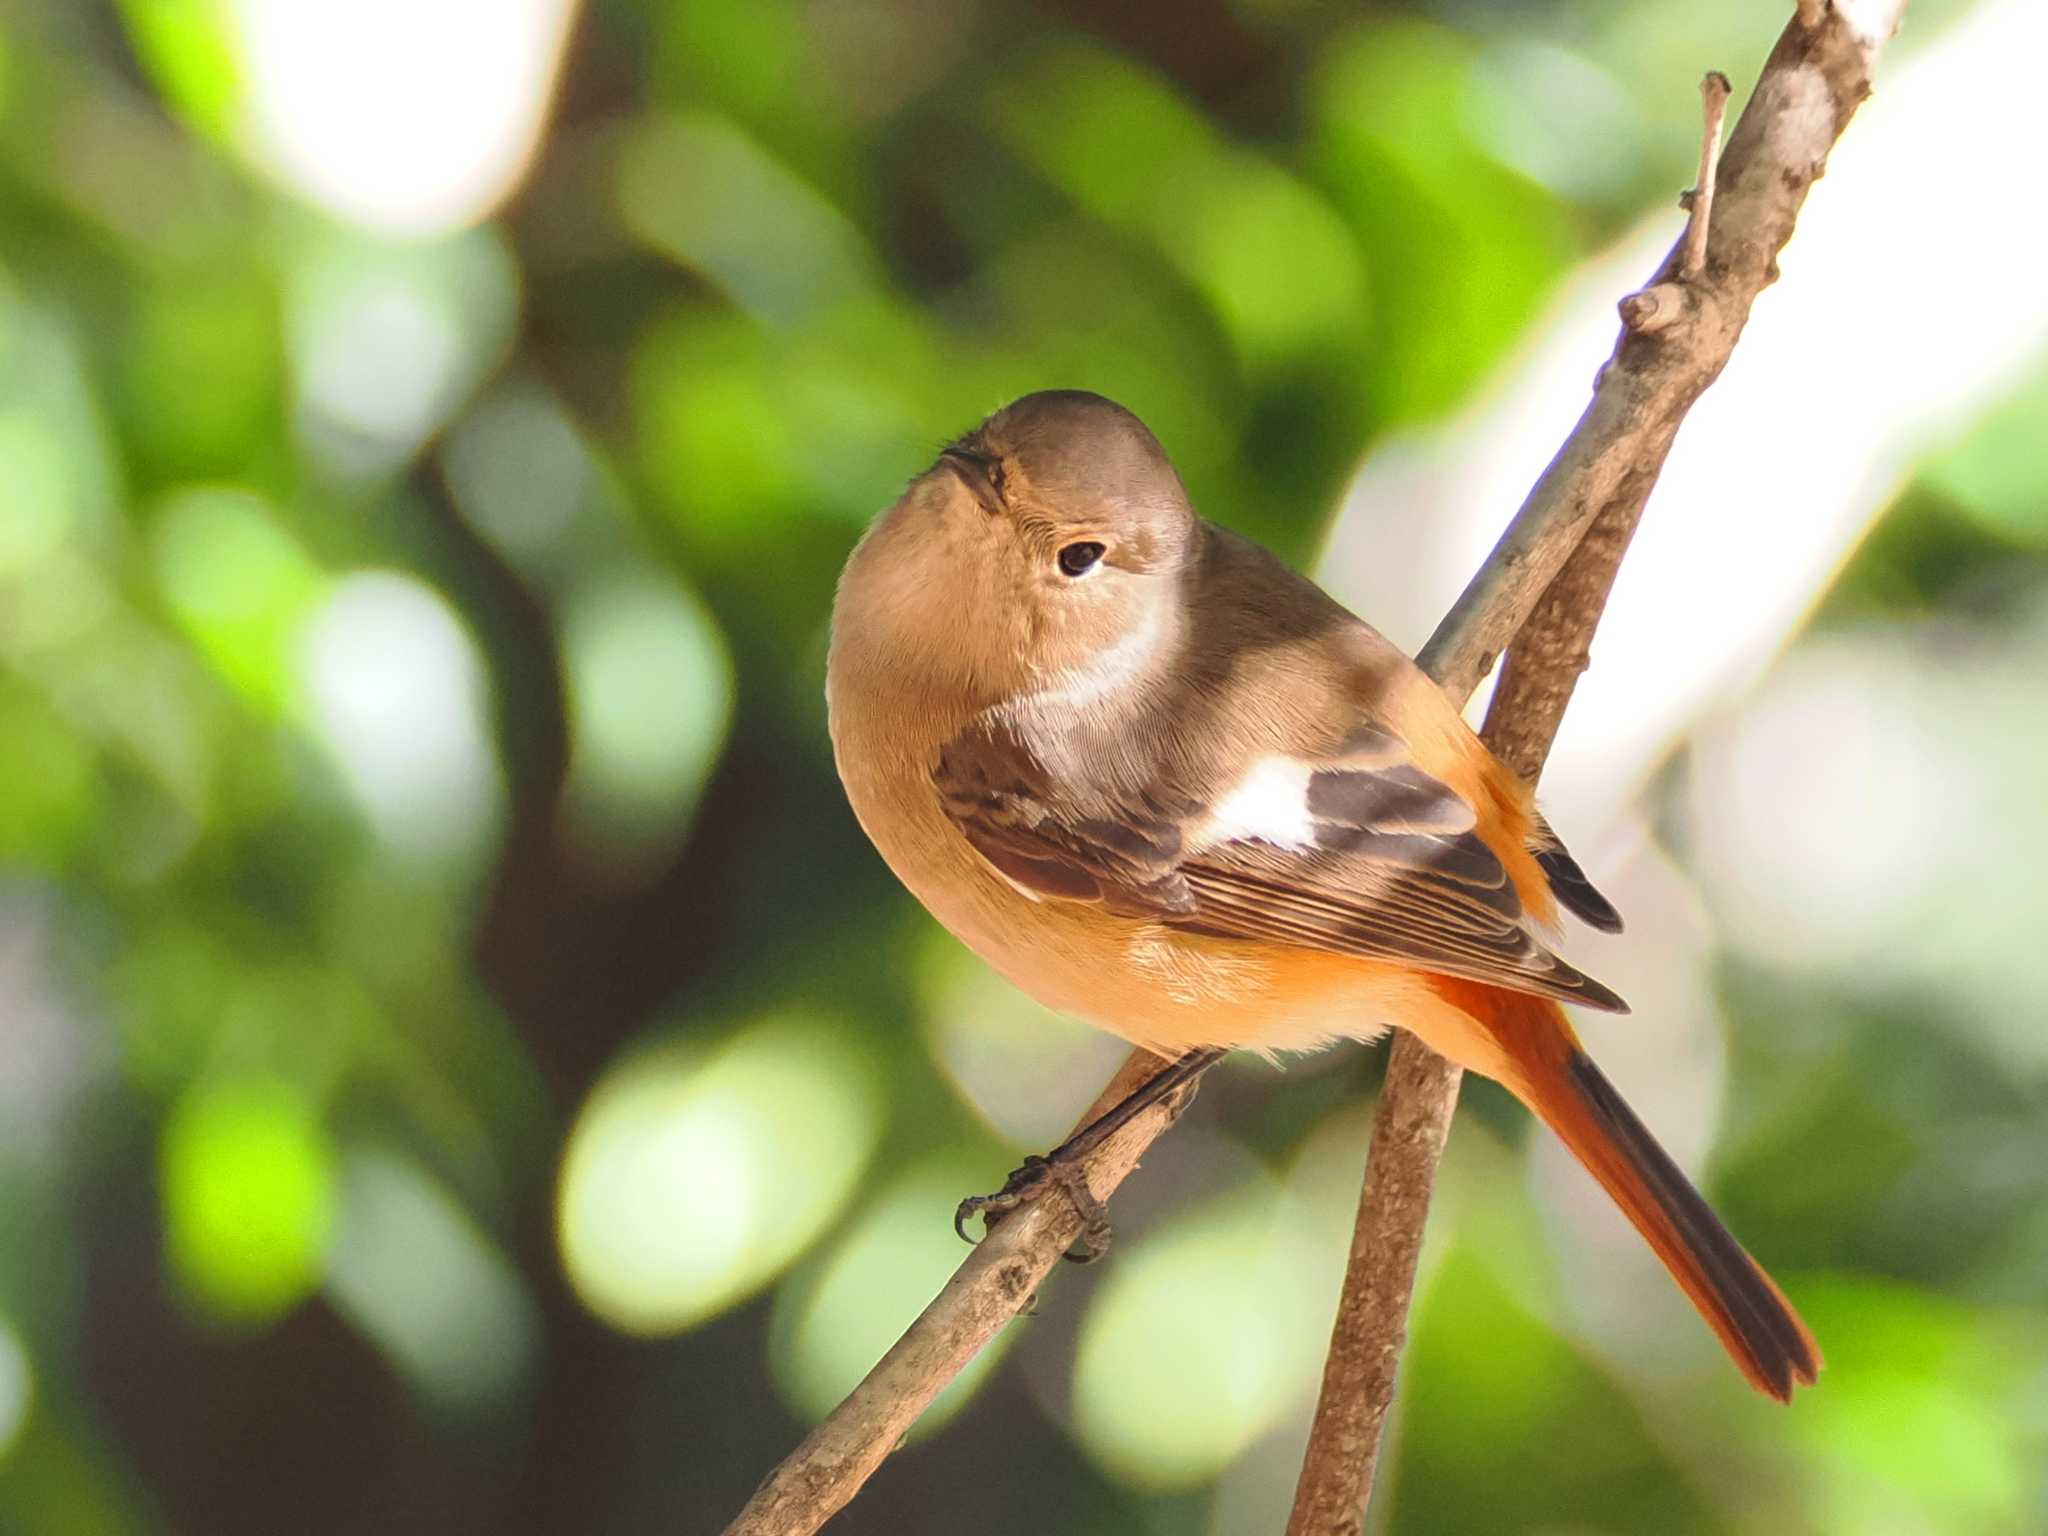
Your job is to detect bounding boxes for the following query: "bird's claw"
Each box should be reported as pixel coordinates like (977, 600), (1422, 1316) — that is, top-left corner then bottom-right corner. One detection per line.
(955, 1154), (1115, 1263)
(953, 1155), (1048, 1242)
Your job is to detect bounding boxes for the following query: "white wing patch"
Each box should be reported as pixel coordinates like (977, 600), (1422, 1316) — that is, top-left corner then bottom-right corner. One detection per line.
(1201, 756), (1318, 851)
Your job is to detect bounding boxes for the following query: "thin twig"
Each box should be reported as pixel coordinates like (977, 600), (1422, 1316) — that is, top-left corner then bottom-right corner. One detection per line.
(727, 6), (1905, 1532)
(1286, 6), (1905, 1532)
(1682, 73), (1734, 279)
(1286, 477), (1658, 1536)
(723, 1049), (1174, 1536)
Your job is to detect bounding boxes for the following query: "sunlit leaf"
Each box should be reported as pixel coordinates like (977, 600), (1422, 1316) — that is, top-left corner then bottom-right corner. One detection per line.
(0, 413), (75, 577)
(632, 308), (803, 540)
(769, 1157), (1014, 1436)
(0, 679), (97, 866)
(618, 113), (876, 326)
(1070, 1187), (1325, 1491)
(114, 0), (243, 141)
(152, 487), (325, 711)
(1310, 20), (1571, 424)
(1390, 1245), (1720, 1536)
(1793, 1277), (2031, 1535)
(119, 276), (280, 481)
(558, 567), (733, 874)
(326, 1148), (538, 1414)
(993, 48), (1366, 368)
(295, 571), (505, 869)
(1920, 361), (2048, 545)
(282, 225), (518, 470)
(558, 1014), (884, 1335)
(0, 1315), (31, 1460)
(160, 1077), (337, 1325)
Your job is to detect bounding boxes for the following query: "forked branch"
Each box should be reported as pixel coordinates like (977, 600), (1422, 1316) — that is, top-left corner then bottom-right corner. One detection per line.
(727, 5), (1905, 1532)
(1287, 5), (1905, 1531)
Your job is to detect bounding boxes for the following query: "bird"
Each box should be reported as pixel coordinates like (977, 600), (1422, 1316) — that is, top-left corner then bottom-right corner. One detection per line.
(824, 388), (1820, 1401)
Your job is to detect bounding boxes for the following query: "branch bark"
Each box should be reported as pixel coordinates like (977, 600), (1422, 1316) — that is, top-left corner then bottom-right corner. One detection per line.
(1286, 6), (1904, 1531)
(727, 6), (1903, 1532)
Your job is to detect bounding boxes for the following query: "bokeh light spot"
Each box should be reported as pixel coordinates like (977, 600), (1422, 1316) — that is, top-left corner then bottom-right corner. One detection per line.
(285, 228), (517, 471)
(770, 1158), (1014, 1435)
(298, 571), (505, 868)
(153, 487), (326, 710)
(1464, 40), (1643, 201)
(326, 1148), (538, 1414)
(1071, 1189), (1324, 1490)
(441, 382), (592, 571)
(559, 570), (733, 874)
(0, 412), (74, 576)
(618, 113), (875, 326)
(1920, 360), (2048, 544)
(229, 0), (580, 235)
(114, 0), (242, 141)
(0, 1317), (31, 1460)
(1794, 1278), (2027, 1534)
(160, 1077), (336, 1325)
(917, 929), (1131, 1150)
(560, 1014), (883, 1335)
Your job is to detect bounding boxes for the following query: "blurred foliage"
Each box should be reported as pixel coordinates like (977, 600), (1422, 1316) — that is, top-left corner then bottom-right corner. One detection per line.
(0, 1), (2044, 1533)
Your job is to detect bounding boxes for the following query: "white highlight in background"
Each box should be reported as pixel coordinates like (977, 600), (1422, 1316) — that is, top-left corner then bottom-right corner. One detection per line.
(298, 572), (504, 867)
(326, 1149), (539, 1413)
(231, 0), (581, 235)
(1318, 0), (2048, 1398)
(1325, 0), (2048, 839)
(0, 1318), (31, 1459)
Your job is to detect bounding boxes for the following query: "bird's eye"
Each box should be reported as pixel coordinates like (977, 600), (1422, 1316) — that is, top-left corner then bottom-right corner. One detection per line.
(1057, 541), (1106, 577)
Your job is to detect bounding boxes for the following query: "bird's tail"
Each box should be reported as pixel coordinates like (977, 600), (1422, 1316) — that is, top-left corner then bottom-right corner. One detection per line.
(1442, 981), (1822, 1401)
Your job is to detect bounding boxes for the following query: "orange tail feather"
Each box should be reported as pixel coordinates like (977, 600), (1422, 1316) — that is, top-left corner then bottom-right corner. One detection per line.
(1443, 982), (1822, 1401)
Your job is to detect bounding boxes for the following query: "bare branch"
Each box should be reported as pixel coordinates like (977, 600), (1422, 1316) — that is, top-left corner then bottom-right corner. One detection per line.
(727, 5), (1905, 1533)
(1281, 1033), (1462, 1536)
(1619, 281), (1688, 336)
(723, 1049), (1174, 1535)
(1681, 72), (1734, 279)
(1287, 6), (1905, 1531)
(1419, 0), (1903, 703)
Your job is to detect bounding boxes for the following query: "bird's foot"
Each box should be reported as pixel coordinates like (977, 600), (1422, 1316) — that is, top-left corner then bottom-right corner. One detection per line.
(955, 1153), (1114, 1263)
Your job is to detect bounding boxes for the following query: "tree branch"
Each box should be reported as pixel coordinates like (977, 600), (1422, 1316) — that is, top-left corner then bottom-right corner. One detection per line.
(726, 6), (1903, 1532)
(723, 1050), (1179, 1535)
(1286, 6), (1904, 1531)
(1681, 73), (1734, 281)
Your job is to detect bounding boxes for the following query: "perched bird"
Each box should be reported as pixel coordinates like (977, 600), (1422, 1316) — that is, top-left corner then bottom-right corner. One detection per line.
(825, 389), (1820, 1401)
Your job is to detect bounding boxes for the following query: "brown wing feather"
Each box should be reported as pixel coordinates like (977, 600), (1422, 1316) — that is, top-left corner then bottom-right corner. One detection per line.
(932, 704), (1629, 1015)
(1529, 813), (1625, 933)
(1179, 846), (1627, 1012)
(934, 720), (1197, 919)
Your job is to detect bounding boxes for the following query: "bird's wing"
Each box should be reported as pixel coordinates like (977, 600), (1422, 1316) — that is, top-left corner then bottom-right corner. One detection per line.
(933, 717), (1202, 920)
(933, 714), (1627, 1013)
(1529, 813), (1624, 933)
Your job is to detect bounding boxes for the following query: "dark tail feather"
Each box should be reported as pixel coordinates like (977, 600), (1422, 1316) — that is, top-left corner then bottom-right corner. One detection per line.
(1528, 1044), (1821, 1400)
(1533, 843), (1625, 933)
